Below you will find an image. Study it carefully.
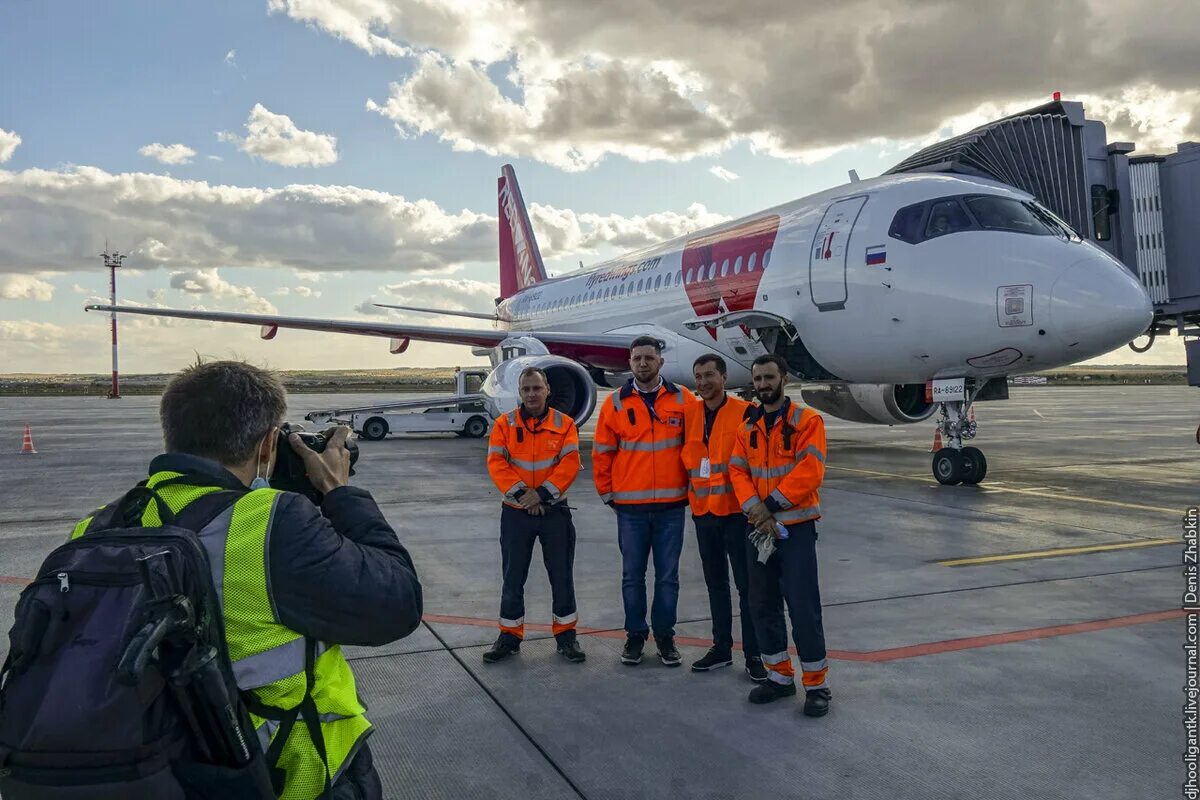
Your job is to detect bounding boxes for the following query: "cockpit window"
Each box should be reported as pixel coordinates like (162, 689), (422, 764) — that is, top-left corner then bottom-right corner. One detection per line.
(888, 202), (925, 244)
(965, 195), (1052, 235)
(925, 199), (973, 239)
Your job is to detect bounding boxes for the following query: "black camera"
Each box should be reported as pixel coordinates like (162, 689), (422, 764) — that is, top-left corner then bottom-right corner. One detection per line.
(270, 423), (360, 505)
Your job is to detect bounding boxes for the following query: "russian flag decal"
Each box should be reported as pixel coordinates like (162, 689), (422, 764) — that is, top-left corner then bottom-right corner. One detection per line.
(865, 245), (887, 266)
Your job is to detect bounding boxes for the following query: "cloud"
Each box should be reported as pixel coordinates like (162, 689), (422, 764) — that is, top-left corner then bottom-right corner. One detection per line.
(0, 164), (718, 277)
(218, 104), (338, 167)
(207, 155), (223, 161)
(225, 49), (237, 65)
(168, 267), (277, 314)
(0, 274), (55, 301)
(139, 143), (197, 165)
(0, 128), (20, 163)
(274, 285), (322, 297)
(380, 278), (497, 311)
(0, 320), (68, 344)
(286, 0), (1200, 169)
(709, 166), (739, 182)
(353, 300), (390, 316)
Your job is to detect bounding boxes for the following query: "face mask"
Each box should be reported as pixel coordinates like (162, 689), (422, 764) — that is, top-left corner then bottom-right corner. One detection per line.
(249, 433), (272, 490)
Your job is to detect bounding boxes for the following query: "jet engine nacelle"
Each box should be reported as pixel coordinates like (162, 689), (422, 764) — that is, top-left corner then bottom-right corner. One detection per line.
(800, 383), (935, 425)
(482, 354), (598, 427)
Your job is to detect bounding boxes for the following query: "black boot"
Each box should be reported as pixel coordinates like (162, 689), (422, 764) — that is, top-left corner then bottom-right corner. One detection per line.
(690, 648), (733, 672)
(748, 680), (797, 704)
(621, 635), (645, 665)
(557, 638), (586, 663)
(482, 635), (520, 663)
(803, 688), (832, 717)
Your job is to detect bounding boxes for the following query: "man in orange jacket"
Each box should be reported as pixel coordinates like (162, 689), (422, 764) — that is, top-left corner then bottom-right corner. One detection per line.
(593, 335), (699, 666)
(729, 354), (831, 717)
(682, 354), (767, 681)
(484, 367), (585, 664)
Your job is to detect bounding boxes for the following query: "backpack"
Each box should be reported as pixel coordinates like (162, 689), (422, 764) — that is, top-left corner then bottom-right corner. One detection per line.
(0, 483), (275, 799)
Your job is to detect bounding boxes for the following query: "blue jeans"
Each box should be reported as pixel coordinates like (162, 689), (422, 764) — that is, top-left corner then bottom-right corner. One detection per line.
(616, 506), (685, 639)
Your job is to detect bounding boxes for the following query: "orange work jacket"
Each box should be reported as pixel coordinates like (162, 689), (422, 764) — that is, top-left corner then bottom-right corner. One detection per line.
(487, 407), (581, 509)
(592, 379), (698, 507)
(682, 395), (752, 517)
(729, 398), (826, 525)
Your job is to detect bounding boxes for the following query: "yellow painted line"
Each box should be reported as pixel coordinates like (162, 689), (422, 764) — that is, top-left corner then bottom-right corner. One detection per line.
(825, 465), (1180, 515)
(939, 538), (1178, 567)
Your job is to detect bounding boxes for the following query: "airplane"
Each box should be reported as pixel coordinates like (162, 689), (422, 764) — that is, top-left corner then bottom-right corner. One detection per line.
(87, 163), (1153, 485)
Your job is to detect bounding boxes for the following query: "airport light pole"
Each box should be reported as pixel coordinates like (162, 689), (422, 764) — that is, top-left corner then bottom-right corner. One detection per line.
(100, 248), (126, 399)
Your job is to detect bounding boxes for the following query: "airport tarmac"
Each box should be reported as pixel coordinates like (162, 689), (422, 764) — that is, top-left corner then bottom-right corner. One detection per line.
(0, 385), (1191, 799)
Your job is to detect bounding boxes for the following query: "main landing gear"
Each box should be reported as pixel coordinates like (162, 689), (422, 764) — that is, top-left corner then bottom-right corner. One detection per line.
(931, 399), (987, 485)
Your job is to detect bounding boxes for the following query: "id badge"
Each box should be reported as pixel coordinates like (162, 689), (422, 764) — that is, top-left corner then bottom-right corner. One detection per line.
(699, 458), (711, 479)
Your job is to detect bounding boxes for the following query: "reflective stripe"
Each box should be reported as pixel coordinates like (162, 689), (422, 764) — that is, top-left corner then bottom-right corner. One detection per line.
(553, 612), (578, 625)
(688, 464), (727, 478)
(196, 505), (236, 615)
(768, 671), (795, 686)
(318, 711), (356, 724)
(729, 456), (749, 469)
(768, 488), (792, 510)
(234, 637), (305, 689)
(500, 616), (524, 628)
(505, 481), (527, 498)
(776, 504), (821, 522)
(801, 658), (828, 671)
(789, 407), (803, 427)
(559, 443), (579, 457)
(749, 463), (795, 479)
(611, 487), (688, 501)
(611, 393), (624, 412)
(796, 444), (826, 463)
(599, 492), (613, 503)
(741, 497), (758, 513)
(693, 484), (733, 497)
(761, 650), (790, 665)
(594, 443), (617, 453)
(543, 480), (562, 499)
(488, 446), (509, 457)
(618, 437), (683, 452)
(552, 411), (563, 427)
(511, 456), (559, 471)
(506, 410), (517, 426)
(255, 719), (279, 754)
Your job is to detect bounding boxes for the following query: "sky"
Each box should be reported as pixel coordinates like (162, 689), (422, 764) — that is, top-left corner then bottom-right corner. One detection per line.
(1, 0), (1197, 374)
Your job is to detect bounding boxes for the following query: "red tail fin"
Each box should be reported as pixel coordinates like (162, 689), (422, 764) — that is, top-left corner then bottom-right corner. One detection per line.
(497, 164), (547, 299)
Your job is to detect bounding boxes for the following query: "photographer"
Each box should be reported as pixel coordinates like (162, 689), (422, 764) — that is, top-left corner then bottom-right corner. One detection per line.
(79, 360), (422, 799)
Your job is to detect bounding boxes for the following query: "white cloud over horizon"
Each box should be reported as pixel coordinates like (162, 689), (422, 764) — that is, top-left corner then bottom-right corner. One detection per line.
(0, 128), (21, 163)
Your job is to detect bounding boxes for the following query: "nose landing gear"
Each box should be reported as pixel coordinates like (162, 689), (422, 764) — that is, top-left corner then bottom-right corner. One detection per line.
(931, 400), (987, 485)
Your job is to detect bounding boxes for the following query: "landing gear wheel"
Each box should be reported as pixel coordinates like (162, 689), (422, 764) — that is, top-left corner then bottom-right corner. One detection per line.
(464, 416), (489, 439)
(361, 417), (389, 441)
(932, 448), (965, 485)
(959, 446), (987, 484)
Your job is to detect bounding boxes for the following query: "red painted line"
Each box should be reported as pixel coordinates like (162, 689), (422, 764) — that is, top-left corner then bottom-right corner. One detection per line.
(3, 579), (1182, 662)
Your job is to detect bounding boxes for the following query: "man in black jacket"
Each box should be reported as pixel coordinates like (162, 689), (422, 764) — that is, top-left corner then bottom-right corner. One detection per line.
(75, 360), (423, 799)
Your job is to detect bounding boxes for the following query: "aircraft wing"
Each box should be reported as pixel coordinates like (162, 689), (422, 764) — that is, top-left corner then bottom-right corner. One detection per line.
(84, 304), (635, 369)
(371, 303), (499, 321)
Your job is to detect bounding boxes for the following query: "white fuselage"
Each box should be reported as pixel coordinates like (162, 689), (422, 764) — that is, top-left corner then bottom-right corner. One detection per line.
(495, 172), (1152, 388)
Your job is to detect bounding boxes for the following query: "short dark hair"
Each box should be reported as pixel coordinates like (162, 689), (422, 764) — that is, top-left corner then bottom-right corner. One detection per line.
(693, 354), (727, 375)
(518, 366), (548, 385)
(630, 335), (662, 354)
(160, 360), (288, 465)
(751, 354), (789, 376)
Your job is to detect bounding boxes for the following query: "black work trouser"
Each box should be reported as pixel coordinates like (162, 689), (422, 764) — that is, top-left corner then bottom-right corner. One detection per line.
(329, 743), (382, 800)
(745, 520), (829, 690)
(499, 503), (577, 644)
(693, 512), (759, 659)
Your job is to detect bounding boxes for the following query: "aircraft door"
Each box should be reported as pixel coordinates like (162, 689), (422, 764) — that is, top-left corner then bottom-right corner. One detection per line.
(809, 195), (867, 311)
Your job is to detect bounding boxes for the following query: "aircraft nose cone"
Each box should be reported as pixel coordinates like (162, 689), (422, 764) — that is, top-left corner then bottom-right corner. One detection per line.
(1048, 257), (1153, 355)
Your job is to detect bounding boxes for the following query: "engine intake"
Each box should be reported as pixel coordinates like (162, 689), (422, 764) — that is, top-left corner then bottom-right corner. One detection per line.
(800, 383), (934, 425)
(481, 355), (598, 426)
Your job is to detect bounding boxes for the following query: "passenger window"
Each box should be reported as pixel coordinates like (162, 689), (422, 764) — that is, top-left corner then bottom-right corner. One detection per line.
(763, 249), (772, 268)
(889, 202), (926, 244)
(636, 279), (644, 292)
(964, 195), (1049, 236)
(654, 274), (663, 289)
(748, 252), (757, 271)
(686, 268), (694, 283)
(734, 256), (743, 274)
(708, 262), (717, 280)
(721, 259), (730, 277)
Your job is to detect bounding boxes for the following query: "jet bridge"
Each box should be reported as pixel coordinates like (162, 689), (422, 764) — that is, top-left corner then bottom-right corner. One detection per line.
(887, 98), (1200, 385)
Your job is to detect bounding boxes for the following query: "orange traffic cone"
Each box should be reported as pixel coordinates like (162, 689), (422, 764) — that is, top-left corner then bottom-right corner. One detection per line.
(930, 427), (943, 452)
(19, 424), (37, 454)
